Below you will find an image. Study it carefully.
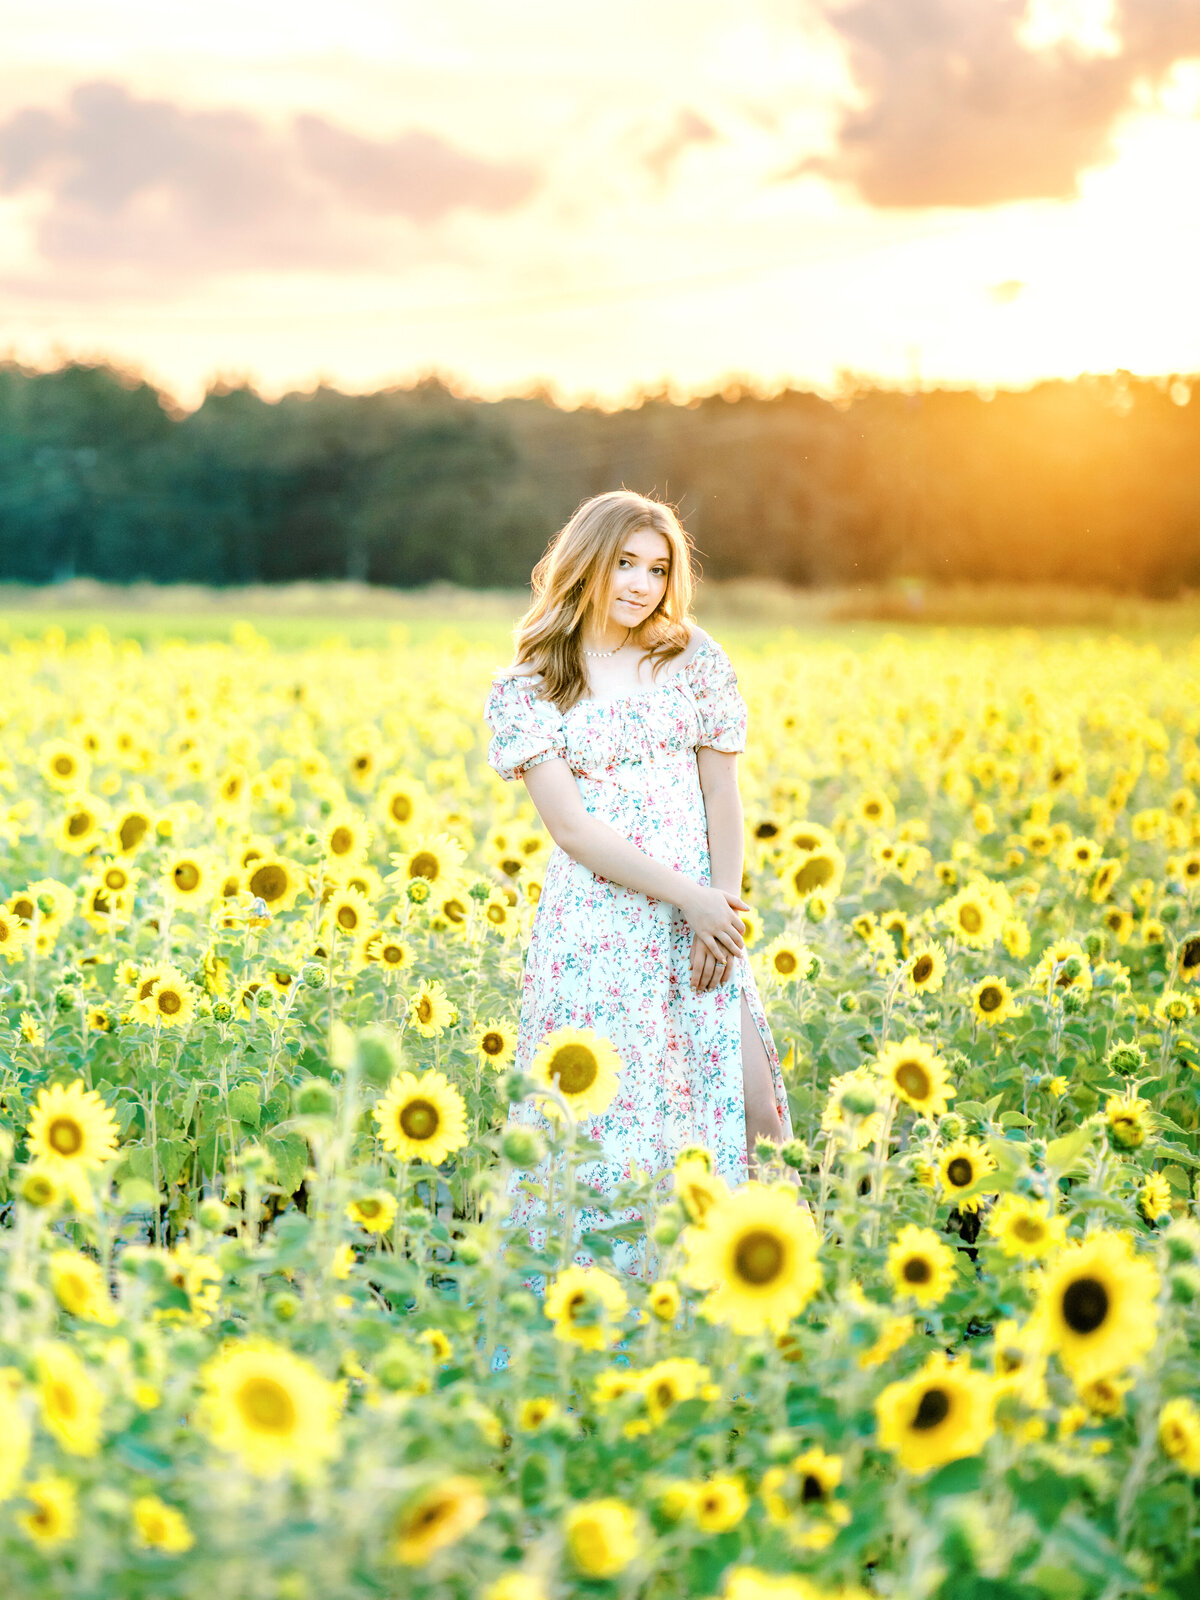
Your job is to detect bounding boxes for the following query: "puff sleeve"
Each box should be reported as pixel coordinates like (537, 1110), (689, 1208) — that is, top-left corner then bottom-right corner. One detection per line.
(483, 671), (568, 782)
(686, 635), (748, 753)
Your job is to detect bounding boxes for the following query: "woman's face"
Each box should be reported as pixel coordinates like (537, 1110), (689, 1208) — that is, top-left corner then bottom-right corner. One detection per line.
(604, 526), (672, 632)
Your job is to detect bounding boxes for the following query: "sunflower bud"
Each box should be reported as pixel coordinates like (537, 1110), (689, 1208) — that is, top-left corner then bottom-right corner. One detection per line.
(354, 1030), (400, 1089)
(212, 1000), (234, 1023)
(940, 1112), (966, 1140)
(54, 987), (75, 1014)
(197, 1198), (232, 1232)
(755, 1136), (780, 1165)
(268, 1290), (301, 1322)
(1083, 932), (1104, 960)
(838, 992), (859, 1013)
(501, 1072), (538, 1105)
(653, 1200), (687, 1246)
(501, 1127), (545, 1168)
(1170, 1266), (1200, 1305)
(766, 1430), (798, 1463)
(301, 961), (327, 990)
(1161, 900), (1182, 924)
(1062, 989), (1087, 1016)
(1059, 955), (1084, 980)
(806, 895), (830, 922)
(780, 1139), (810, 1170)
(404, 1206), (430, 1232)
(455, 1235), (483, 1266)
(375, 1341), (421, 1391)
(293, 1079), (337, 1119)
(504, 1290), (539, 1319)
(238, 1143), (273, 1178)
(36, 893), (56, 915)
(1106, 1041), (1145, 1077)
(406, 879), (431, 904)
(841, 1084), (877, 1118)
(468, 878), (493, 902)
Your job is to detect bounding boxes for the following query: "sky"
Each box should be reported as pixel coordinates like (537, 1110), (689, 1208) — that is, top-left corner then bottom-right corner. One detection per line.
(1, 0), (1199, 410)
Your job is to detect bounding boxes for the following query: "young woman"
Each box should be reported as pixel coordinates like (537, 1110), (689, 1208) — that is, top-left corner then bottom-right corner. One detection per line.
(483, 490), (794, 1277)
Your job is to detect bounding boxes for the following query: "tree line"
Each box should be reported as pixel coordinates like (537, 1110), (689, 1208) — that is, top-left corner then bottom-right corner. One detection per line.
(0, 359), (1195, 594)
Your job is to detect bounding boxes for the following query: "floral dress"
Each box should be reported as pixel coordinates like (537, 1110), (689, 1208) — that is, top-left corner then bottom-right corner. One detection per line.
(482, 630), (793, 1279)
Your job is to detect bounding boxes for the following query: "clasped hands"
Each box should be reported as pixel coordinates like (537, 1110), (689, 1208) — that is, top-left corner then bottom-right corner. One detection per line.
(683, 884), (751, 993)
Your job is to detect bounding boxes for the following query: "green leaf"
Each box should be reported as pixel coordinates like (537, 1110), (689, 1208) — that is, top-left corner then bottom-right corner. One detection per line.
(999, 1110), (1032, 1128)
(266, 1131), (308, 1194)
(1045, 1125), (1095, 1175)
(228, 1086), (261, 1128)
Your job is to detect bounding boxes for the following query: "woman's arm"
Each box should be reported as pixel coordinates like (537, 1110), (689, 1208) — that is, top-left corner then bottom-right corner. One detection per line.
(694, 747), (746, 989)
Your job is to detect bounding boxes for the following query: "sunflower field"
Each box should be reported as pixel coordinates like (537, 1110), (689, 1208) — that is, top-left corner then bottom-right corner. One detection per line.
(1, 617), (1199, 1600)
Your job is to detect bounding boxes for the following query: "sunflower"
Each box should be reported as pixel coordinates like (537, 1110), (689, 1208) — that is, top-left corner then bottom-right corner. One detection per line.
(35, 1342), (105, 1456)
(1104, 1092), (1153, 1151)
(474, 1018), (517, 1070)
(132, 1495), (195, 1553)
(112, 806), (155, 855)
(407, 978), (458, 1038)
(856, 789), (895, 830)
(197, 1338), (341, 1478)
(874, 1036), (956, 1118)
(1176, 931), (1200, 986)
(20, 1165), (64, 1210)
(761, 936), (815, 985)
(324, 887), (373, 940)
(637, 1357), (711, 1425)
(673, 1155), (730, 1225)
(938, 1137), (998, 1212)
(1138, 1172), (1173, 1224)
(1159, 1397), (1200, 1474)
(162, 851), (211, 907)
(387, 1474), (488, 1567)
(1034, 1231), (1161, 1384)
(563, 1499), (639, 1578)
(887, 1225), (958, 1307)
(1088, 859), (1123, 903)
(937, 886), (1001, 948)
(906, 942), (947, 994)
(482, 890), (520, 938)
(365, 930), (414, 977)
(346, 1193), (399, 1234)
(1031, 938), (1094, 998)
(779, 841), (846, 905)
(681, 1182), (822, 1335)
(389, 832), (468, 890)
(0, 909), (28, 963)
(821, 1066), (886, 1152)
(377, 773), (431, 835)
(242, 855), (305, 914)
(56, 794), (107, 855)
(648, 1280), (681, 1322)
(691, 1476), (749, 1533)
(48, 1250), (117, 1324)
(133, 967), (198, 1029)
(875, 1350), (995, 1473)
(26, 1081), (120, 1207)
(971, 975), (1017, 1027)
(18, 1475), (77, 1547)
(986, 1194), (1066, 1260)
(323, 808), (372, 865)
(990, 1318), (1051, 1414)
(544, 1265), (630, 1352)
(529, 1026), (622, 1120)
(430, 887), (472, 938)
(760, 1446), (849, 1549)
(373, 1069), (469, 1166)
(40, 740), (90, 792)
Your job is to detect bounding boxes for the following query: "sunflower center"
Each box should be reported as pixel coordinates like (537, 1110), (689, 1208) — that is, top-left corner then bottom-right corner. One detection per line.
(330, 827), (353, 855)
(482, 1032), (503, 1056)
(157, 990), (182, 1015)
(550, 1045), (599, 1096)
(399, 1099), (439, 1141)
(337, 906), (358, 930)
(381, 945), (404, 965)
(390, 795), (412, 823)
(119, 815), (149, 850)
(912, 956), (934, 983)
(1012, 1216), (1046, 1242)
(410, 852), (438, 880)
(800, 1474), (824, 1504)
(358, 1200), (382, 1219)
(249, 863), (287, 902)
(416, 997), (433, 1024)
(1062, 1276), (1109, 1335)
(67, 811), (91, 836)
(174, 863), (200, 891)
(946, 1158), (973, 1187)
(733, 1229), (786, 1286)
(894, 1061), (931, 1100)
(53, 755), (74, 775)
(902, 1256), (932, 1285)
(774, 951), (798, 974)
(651, 1381), (675, 1410)
(105, 870), (126, 890)
(979, 986), (1003, 1012)
(1183, 938), (1200, 971)
(912, 1386), (951, 1430)
(47, 1117), (84, 1156)
(959, 905), (983, 933)
(50, 1380), (77, 1418)
(793, 856), (834, 894)
(237, 1376), (297, 1434)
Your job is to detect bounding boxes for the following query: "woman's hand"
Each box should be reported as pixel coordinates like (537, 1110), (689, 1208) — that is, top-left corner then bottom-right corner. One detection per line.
(682, 884), (748, 988)
(690, 929), (736, 992)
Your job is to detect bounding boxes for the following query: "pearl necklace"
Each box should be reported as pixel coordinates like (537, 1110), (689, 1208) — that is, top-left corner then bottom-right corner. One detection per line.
(582, 627), (632, 659)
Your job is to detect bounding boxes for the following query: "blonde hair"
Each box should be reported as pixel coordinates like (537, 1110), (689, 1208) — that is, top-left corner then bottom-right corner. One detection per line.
(497, 490), (697, 713)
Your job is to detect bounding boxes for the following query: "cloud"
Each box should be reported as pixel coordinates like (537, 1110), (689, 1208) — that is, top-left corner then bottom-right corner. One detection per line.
(0, 80), (539, 283)
(641, 108), (719, 181)
(802, 0), (1200, 207)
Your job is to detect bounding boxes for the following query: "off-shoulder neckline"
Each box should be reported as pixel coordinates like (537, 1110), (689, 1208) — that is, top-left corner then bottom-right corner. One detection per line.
(493, 629), (718, 711)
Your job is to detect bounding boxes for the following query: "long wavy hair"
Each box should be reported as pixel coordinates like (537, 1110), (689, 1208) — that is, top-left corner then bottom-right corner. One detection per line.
(496, 490), (698, 714)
